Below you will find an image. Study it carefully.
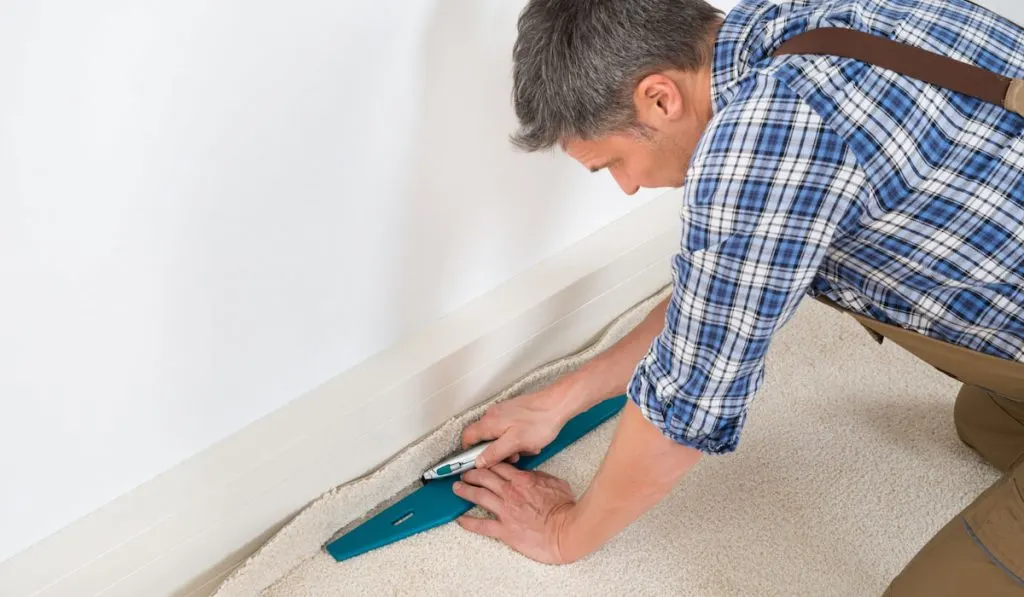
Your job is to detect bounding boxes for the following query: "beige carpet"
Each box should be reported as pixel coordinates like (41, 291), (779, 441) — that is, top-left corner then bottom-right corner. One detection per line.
(213, 286), (1000, 597)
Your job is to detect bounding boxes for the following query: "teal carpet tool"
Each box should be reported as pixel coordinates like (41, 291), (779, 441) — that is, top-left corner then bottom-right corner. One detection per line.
(325, 394), (627, 562)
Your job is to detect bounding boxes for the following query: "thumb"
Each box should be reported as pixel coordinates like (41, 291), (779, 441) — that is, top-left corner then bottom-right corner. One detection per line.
(476, 435), (519, 469)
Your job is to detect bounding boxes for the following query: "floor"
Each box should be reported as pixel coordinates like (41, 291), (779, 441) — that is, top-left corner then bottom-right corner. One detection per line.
(213, 287), (1000, 596)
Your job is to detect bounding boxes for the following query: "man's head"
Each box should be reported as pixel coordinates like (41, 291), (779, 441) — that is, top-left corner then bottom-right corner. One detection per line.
(511, 0), (723, 194)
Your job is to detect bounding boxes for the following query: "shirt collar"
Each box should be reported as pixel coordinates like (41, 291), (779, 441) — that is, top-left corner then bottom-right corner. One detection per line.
(709, 1), (778, 114)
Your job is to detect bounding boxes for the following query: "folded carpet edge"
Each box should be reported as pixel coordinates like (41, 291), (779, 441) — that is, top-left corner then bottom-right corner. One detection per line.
(211, 284), (673, 596)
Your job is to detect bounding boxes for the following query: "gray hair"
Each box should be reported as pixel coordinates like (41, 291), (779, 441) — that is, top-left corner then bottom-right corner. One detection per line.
(510, 0), (723, 151)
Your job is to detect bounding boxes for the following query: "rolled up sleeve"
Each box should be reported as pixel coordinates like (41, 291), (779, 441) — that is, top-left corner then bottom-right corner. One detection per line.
(628, 72), (868, 454)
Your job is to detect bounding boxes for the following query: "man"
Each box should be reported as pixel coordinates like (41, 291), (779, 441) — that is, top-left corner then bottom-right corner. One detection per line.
(452, 0), (1024, 593)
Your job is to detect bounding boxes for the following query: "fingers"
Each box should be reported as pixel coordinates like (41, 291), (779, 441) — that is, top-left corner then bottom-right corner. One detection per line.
(453, 481), (504, 515)
(476, 434), (519, 469)
(460, 420), (487, 449)
(461, 412), (502, 449)
(461, 467), (511, 495)
(456, 514), (502, 539)
(487, 462), (527, 482)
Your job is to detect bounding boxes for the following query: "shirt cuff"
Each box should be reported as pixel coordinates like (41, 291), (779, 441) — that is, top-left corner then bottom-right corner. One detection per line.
(626, 359), (747, 455)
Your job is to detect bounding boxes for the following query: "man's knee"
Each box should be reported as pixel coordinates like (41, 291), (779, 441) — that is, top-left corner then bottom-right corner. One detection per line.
(955, 384), (1024, 473)
(886, 464), (1024, 596)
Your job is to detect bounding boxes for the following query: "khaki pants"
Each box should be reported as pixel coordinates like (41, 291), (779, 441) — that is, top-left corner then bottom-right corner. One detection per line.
(812, 295), (1024, 595)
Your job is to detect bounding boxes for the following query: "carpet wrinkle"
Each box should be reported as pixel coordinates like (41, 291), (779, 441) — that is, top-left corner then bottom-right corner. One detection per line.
(215, 288), (1002, 596)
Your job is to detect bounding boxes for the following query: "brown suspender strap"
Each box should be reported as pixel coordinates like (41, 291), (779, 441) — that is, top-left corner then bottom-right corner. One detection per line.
(772, 27), (1024, 117)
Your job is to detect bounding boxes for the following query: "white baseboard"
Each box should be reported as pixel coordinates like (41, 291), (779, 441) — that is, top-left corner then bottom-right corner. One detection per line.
(0, 190), (681, 597)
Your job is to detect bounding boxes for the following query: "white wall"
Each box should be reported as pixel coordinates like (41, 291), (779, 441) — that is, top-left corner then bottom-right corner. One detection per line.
(987, 0), (1021, 24)
(0, 0), (669, 563)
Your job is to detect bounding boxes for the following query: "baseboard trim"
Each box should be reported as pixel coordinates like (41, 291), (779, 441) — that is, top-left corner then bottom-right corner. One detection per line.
(0, 190), (681, 597)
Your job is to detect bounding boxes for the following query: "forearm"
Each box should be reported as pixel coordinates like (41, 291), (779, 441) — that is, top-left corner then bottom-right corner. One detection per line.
(559, 398), (701, 562)
(550, 296), (669, 420)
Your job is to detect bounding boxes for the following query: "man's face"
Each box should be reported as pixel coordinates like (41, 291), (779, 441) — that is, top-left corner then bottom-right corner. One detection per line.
(562, 125), (702, 195)
(561, 69), (713, 195)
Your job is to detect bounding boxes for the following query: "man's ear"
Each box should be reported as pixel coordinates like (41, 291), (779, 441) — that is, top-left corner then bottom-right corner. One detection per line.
(634, 73), (684, 125)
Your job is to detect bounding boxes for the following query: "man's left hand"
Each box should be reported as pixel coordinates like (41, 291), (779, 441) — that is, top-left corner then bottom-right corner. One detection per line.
(454, 463), (579, 565)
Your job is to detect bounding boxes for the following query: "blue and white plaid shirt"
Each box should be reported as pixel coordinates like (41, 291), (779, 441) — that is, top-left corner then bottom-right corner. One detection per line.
(627, 0), (1024, 454)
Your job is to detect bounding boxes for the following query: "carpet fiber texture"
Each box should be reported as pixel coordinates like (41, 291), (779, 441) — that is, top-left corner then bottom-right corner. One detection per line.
(213, 286), (1000, 596)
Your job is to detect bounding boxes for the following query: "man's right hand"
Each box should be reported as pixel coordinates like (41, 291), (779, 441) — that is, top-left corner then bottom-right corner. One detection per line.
(461, 295), (670, 470)
(461, 388), (572, 469)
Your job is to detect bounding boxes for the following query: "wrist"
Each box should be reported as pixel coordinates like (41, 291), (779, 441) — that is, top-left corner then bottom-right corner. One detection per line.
(546, 373), (591, 424)
(554, 502), (592, 564)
